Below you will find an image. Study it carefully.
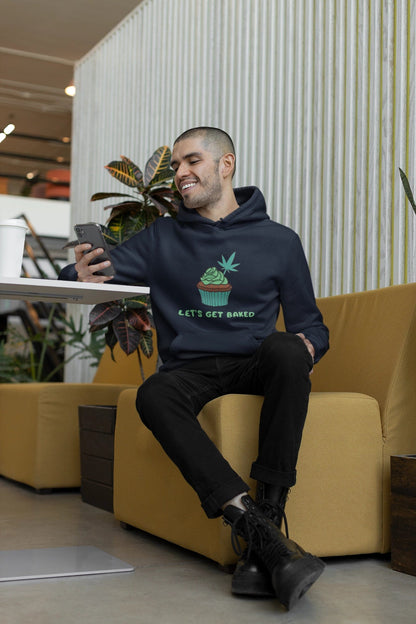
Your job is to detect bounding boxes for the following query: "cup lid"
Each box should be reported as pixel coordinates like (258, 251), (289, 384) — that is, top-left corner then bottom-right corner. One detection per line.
(0, 218), (28, 230)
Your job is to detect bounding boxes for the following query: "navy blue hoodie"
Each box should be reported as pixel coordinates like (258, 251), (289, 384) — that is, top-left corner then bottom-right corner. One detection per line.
(60, 186), (329, 370)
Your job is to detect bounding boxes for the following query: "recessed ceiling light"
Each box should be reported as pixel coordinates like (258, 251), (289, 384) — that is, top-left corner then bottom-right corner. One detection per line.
(4, 123), (15, 135)
(65, 82), (76, 97)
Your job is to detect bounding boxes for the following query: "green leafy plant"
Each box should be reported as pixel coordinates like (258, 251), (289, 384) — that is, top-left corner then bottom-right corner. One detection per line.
(399, 168), (416, 215)
(92, 147), (180, 245)
(0, 307), (105, 383)
(87, 146), (181, 378)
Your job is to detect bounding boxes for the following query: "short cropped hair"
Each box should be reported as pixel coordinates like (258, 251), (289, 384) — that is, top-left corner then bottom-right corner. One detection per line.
(173, 126), (236, 175)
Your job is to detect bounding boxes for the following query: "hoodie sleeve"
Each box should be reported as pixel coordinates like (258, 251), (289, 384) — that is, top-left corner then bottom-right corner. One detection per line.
(279, 234), (329, 363)
(58, 225), (154, 285)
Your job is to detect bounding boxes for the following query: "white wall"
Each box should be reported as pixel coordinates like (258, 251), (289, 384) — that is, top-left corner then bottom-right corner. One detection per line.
(65, 0), (416, 382)
(0, 195), (70, 238)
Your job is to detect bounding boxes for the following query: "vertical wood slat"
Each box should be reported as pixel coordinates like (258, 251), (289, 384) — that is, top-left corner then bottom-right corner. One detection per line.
(66, 0), (415, 382)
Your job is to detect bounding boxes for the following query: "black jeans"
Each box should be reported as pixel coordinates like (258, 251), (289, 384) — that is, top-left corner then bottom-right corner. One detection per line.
(136, 332), (313, 518)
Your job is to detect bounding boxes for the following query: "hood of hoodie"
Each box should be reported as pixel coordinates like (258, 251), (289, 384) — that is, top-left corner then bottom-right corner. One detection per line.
(176, 186), (270, 229)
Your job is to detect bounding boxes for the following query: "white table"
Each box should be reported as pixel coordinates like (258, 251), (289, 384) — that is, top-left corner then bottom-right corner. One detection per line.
(0, 276), (149, 304)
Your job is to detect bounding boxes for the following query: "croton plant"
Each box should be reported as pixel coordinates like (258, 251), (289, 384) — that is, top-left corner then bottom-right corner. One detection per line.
(88, 146), (181, 378)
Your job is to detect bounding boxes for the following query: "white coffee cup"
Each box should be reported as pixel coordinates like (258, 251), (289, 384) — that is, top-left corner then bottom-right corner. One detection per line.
(0, 218), (29, 278)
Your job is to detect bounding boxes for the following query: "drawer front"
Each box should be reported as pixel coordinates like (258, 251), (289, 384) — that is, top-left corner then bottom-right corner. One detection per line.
(391, 455), (416, 576)
(80, 430), (114, 459)
(81, 454), (113, 486)
(79, 405), (117, 434)
(81, 478), (113, 513)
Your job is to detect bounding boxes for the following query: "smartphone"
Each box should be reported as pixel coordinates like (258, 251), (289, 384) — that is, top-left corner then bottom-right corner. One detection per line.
(74, 222), (115, 277)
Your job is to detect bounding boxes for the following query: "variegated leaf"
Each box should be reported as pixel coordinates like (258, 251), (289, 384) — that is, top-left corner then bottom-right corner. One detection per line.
(112, 315), (141, 355)
(103, 200), (143, 212)
(121, 156), (143, 185)
(139, 330), (154, 358)
(91, 191), (133, 201)
(149, 190), (179, 215)
(144, 146), (173, 187)
(127, 308), (151, 331)
(105, 161), (141, 188)
(119, 213), (148, 240)
(106, 211), (137, 244)
(89, 301), (121, 328)
(124, 295), (149, 309)
(105, 325), (118, 360)
(100, 224), (119, 247)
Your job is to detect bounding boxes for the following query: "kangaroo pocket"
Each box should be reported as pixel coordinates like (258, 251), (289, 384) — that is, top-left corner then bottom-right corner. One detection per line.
(169, 329), (260, 358)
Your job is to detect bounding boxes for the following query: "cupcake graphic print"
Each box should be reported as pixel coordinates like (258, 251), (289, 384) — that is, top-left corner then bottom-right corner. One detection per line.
(197, 252), (240, 307)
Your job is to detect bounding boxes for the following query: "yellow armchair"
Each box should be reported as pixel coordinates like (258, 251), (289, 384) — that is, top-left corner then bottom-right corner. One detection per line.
(112, 283), (416, 565)
(0, 338), (158, 490)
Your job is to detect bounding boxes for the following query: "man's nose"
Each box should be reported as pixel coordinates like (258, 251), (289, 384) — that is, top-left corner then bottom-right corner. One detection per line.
(175, 162), (190, 178)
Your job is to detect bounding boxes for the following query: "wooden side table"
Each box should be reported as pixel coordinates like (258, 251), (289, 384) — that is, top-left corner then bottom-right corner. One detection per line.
(391, 454), (416, 576)
(78, 405), (117, 513)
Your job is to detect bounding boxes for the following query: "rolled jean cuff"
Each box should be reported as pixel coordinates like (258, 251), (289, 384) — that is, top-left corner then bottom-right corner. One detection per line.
(250, 462), (297, 488)
(201, 476), (250, 518)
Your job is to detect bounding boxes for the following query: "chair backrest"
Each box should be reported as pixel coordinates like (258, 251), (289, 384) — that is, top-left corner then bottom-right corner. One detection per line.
(93, 330), (159, 385)
(310, 283), (416, 420)
(93, 286), (416, 417)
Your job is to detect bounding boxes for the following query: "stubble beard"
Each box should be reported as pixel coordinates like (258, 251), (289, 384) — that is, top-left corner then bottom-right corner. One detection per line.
(182, 165), (223, 211)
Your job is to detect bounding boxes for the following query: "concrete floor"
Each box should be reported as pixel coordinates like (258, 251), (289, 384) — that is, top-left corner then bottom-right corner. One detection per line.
(1, 476), (416, 624)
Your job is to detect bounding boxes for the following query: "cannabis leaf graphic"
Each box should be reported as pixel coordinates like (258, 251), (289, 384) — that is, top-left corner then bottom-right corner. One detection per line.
(217, 252), (240, 274)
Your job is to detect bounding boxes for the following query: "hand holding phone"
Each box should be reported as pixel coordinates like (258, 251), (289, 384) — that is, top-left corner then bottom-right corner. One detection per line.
(74, 222), (115, 278)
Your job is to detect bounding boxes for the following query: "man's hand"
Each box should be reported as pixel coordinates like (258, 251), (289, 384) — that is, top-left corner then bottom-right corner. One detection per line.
(296, 332), (315, 373)
(74, 244), (113, 283)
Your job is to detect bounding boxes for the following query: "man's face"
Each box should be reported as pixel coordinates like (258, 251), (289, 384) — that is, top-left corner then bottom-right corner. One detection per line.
(170, 137), (223, 210)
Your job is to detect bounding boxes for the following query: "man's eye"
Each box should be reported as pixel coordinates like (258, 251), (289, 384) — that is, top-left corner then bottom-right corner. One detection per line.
(190, 160), (200, 165)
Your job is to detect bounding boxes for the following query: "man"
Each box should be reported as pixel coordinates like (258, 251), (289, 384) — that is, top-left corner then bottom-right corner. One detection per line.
(61, 126), (329, 610)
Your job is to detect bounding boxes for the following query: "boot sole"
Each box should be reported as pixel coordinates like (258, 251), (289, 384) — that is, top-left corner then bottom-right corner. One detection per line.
(272, 555), (325, 610)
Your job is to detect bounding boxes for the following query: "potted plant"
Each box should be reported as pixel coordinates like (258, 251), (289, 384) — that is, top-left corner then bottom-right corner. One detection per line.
(87, 146), (180, 380)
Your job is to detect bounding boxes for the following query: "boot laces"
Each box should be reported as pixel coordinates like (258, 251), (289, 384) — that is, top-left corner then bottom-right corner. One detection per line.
(259, 499), (290, 538)
(228, 506), (292, 560)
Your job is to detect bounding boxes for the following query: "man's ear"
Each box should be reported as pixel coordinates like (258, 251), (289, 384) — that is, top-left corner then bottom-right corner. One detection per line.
(220, 153), (235, 179)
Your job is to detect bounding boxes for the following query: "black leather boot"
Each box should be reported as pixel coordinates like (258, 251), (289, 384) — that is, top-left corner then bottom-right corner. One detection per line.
(231, 484), (289, 597)
(223, 494), (325, 610)
(257, 482), (290, 531)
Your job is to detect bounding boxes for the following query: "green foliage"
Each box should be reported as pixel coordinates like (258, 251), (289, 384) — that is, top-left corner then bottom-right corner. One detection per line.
(89, 298), (152, 358)
(88, 146), (181, 374)
(91, 146), (181, 243)
(0, 308), (106, 384)
(399, 168), (416, 215)
(0, 342), (29, 383)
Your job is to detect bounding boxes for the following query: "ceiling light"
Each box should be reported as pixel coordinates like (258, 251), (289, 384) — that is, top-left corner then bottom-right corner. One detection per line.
(4, 123), (15, 135)
(65, 81), (76, 97)
(0, 122), (16, 143)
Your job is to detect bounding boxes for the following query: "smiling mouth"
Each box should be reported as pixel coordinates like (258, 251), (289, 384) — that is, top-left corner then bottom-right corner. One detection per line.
(181, 182), (197, 193)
